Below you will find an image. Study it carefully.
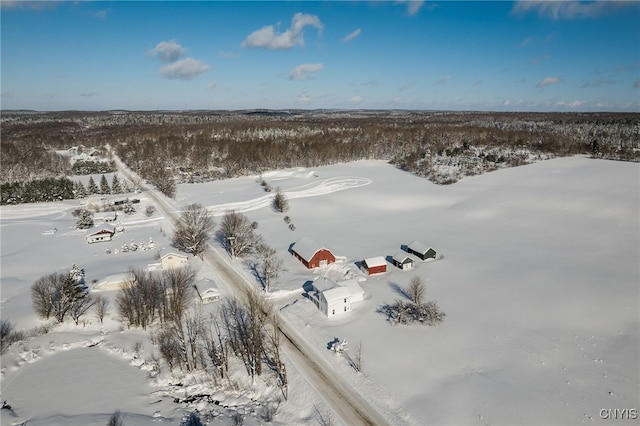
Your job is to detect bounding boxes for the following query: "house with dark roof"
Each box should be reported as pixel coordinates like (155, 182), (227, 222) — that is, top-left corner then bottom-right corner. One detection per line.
(290, 236), (336, 269)
(86, 224), (116, 244)
(392, 252), (414, 270)
(407, 241), (437, 261)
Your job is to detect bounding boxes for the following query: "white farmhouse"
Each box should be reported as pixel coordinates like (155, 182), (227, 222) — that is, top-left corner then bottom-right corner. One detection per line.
(160, 252), (189, 270)
(86, 224), (116, 244)
(310, 276), (364, 318)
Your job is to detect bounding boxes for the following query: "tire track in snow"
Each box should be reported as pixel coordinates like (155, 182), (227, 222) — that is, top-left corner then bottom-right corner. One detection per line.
(206, 176), (372, 216)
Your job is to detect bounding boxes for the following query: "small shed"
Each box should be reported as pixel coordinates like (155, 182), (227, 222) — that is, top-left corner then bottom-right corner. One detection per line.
(86, 224), (116, 244)
(361, 256), (387, 275)
(94, 211), (118, 224)
(311, 276), (353, 318)
(407, 241), (437, 261)
(392, 252), (414, 270)
(161, 252), (189, 270)
(291, 236), (336, 269)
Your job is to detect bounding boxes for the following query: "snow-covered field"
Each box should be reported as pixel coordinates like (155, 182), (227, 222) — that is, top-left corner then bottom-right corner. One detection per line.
(1, 156), (638, 425)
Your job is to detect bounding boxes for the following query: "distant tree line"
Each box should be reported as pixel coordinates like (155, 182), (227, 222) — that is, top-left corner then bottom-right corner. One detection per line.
(2, 110), (638, 197)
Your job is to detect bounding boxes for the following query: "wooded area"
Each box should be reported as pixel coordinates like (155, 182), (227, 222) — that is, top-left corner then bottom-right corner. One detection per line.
(2, 110), (638, 200)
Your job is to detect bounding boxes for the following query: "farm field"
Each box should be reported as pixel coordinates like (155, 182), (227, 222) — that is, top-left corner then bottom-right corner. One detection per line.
(1, 156), (638, 425)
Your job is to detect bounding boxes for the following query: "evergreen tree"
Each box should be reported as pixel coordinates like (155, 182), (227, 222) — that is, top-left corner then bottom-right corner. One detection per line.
(74, 180), (87, 198)
(111, 174), (122, 194)
(76, 209), (94, 229)
(87, 176), (98, 194)
(99, 174), (111, 194)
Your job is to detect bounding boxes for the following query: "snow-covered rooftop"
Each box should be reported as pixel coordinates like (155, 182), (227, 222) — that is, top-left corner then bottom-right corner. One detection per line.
(407, 240), (433, 255)
(292, 236), (331, 262)
(363, 256), (386, 268)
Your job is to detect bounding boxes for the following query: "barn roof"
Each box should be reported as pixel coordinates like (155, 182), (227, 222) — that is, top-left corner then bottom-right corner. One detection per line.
(292, 236), (331, 262)
(363, 256), (386, 268)
(408, 241), (434, 255)
(392, 252), (413, 264)
(88, 224), (116, 236)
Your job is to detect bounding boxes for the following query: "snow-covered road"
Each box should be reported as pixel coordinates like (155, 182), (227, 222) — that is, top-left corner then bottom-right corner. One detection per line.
(111, 153), (389, 425)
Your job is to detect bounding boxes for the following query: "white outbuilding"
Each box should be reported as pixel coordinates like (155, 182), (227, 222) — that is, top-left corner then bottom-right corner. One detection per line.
(160, 252), (189, 270)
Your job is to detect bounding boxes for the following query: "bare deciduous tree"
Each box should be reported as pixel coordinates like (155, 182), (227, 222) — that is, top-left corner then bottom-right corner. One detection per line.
(160, 266), (196, 324)
(93, 294), (109, 324)
(172, 203), (215, 257)
(219, 210), (258, 257)
(31, 272), (88, 323)
(115, 269), (162, 329)
(256, 243), (284, 293)
(70, 293), (97, 325)
(407, 275), (426, 305)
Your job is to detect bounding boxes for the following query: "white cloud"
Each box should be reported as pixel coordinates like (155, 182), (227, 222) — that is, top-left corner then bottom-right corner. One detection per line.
(159, 57), (210, 80)
(510, 1), (632, 20)
(148, 40), (188, 63)
(396, 0), (425, 16)
(241, 13), (323, 50)
(342, 28), (361, 43)
(536, 76), (561, 88)
(289, 63), (324, 81)
(206, 81), (217, 90)
(347, 95), (363, 103)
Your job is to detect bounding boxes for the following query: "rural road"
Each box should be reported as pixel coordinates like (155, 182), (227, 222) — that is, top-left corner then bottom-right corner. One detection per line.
(110, 150), (390, 425)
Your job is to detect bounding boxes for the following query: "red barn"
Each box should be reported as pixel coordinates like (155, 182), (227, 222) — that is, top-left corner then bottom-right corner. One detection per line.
(291, 236), (336, 269)
(361, 256), (387, 275)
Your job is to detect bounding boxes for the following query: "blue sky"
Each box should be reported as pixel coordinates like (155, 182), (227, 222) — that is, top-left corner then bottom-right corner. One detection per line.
(1, 1), (639, 111)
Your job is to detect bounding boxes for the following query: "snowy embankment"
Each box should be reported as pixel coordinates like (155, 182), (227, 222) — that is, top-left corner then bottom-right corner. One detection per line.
(1, 156), (638, 425)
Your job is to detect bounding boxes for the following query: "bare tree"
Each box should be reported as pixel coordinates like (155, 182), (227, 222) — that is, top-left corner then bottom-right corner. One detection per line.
(31, 272), (88, 323)
(93, 294), (109, 324)
(70, 293), (97, 325)
(115, 269), (162, 329)
(219, 210), (258, 257)
(256, 243), (284, 293)
(353, 340), (363, 372)
(1, 318), (20, 354)
(172, 203), (215, 257)
(160, 266), (196, 324)
(407, 275), (426, 305)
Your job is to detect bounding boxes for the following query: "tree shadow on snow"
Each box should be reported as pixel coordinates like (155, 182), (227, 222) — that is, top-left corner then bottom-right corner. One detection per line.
(389, 281), (411, 301)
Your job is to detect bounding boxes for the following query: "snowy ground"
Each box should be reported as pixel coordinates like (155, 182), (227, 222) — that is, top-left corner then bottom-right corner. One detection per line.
(1, 156), (638, 425)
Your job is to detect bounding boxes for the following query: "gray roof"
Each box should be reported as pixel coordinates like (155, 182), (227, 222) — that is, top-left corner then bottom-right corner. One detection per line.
(408, 241), (434, 255)
(292, 236), (331, 262)
(392, 252), (413, 264)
